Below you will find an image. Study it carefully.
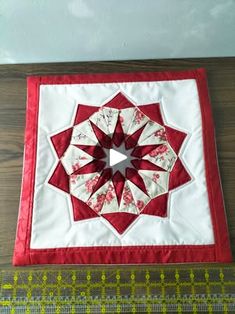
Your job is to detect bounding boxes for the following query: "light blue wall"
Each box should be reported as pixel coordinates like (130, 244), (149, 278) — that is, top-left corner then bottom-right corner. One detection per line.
(0, 0), (235, 64)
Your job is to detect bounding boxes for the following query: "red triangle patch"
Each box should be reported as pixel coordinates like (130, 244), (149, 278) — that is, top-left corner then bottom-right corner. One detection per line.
(141, 193), (168, 217)
(91, 122), (112, 148)
(73, 160), (106, 175)
(112, 171), (125, 205)
(169, 159), (191, 190)
(74, 105), (99, 125)
(125, 125), (146, 149)
(165, 126), (187, 154)
(51, 127), (73, 158)
(131, 144), (161, 158)
(74, 145), (106, 159)
(112, 116), (125, 147)
(102, 212), (138, 234)
(104, 92), (135, 109)
(92, 168), (113, 194)
(138, 104), (163, 125)
(48, 162), (70, 193)
(71, 195), (99, 221)
(125, 167), (148, 195)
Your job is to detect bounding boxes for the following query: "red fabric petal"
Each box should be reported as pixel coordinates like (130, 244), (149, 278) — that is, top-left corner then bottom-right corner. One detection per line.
(125, 125), (146, 149)
(131, 159), (165, 171)
(48, 162), (70, 193)
(91, 122), (112, 148)
(51, 128), (73, 158)
(165, 126), (187, 154)
(141, 193), (168, 217)
(102, 213), (138, 234)
(74, 145), (106, 159)
(103, 92), (135, 109)
(74, 105), (99, 125)
(131, 145), (161, 158)
(92, 168), (113, 194)
(71, 195), (99, 221)
(125, 167), (148, 195)
(138, 103), (163, 125)
(112, 116), (125, 147)
(73, 160), (106, 175)
(112, 171), (125, 205)
(169, 159), (191, 190)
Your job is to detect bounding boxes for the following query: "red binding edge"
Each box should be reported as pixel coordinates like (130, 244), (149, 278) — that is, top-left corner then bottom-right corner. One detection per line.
(13, 69), (232, 265)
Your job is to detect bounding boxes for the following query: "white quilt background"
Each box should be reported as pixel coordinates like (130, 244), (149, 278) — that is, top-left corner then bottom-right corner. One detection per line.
(31, 80), (214, 248)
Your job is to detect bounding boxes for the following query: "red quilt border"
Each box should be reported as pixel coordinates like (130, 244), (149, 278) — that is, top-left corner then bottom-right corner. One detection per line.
(13, 68), (232, 265)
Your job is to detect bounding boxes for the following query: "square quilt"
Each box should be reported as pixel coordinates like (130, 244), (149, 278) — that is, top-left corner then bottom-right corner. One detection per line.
(13, 69), (232, 265)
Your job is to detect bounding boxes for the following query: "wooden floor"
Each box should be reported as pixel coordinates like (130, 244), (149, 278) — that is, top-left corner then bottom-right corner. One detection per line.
(0, 58), (234, 269)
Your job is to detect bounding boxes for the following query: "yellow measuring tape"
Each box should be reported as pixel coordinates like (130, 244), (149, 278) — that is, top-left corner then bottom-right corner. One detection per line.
(0, 266), (234, 313)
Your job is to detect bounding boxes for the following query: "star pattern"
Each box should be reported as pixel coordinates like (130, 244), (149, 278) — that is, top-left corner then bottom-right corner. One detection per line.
(48, 93), (191, 234)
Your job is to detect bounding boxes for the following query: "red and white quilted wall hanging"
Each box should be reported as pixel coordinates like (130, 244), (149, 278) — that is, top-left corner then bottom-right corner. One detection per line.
(13, 69), (232, 265)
